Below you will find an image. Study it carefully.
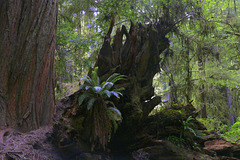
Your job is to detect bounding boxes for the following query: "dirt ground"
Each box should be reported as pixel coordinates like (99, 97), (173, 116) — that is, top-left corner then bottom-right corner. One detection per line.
(0, 126), (62, 160)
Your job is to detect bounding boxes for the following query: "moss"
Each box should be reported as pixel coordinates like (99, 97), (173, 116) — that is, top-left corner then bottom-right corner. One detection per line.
(159, 109), (185, 126)
(165, 126), (182, 135)
(71, 116), (85, 131)
(182, 104), (196, 117)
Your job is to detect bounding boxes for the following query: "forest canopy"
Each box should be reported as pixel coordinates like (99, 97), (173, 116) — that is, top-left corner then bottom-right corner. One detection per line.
(56, 0), (240, 126)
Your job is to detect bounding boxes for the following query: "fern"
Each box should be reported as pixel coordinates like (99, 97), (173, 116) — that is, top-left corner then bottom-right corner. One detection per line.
(77, 67), (126, 151)
(79, 67), (127, 109)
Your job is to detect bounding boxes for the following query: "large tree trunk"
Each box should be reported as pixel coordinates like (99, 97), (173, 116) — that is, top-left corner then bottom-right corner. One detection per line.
(0, 0), (57, 132)
(92, 18), (170, 152)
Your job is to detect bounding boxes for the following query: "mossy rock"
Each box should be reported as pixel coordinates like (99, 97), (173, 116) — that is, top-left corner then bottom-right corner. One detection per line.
(181, 104), (198, 118)
(155, 126), (182, 138)
(158, 109), (185, 126)
(165, 126), (182, 135)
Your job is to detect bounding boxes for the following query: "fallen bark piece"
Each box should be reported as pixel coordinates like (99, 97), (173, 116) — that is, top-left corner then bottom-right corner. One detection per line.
(204, 139), (240, 158)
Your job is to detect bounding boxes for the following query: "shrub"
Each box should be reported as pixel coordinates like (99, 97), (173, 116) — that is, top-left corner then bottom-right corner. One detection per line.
(223, 117), (240, 143)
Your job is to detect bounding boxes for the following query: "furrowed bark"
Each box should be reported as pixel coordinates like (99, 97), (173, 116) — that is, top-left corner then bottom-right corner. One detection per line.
(0, 0), (57, 131)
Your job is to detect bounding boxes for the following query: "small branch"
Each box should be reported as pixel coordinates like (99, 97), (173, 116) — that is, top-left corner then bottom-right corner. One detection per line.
(142, 96), (161, 118)
(195, 14), (240, 37)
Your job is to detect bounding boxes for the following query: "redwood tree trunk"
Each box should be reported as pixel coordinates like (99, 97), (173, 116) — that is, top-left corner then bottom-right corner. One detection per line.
(0, 0), (57, 132)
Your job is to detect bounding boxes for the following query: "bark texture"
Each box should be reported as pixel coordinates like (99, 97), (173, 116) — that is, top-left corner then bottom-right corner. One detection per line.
(0, 0), (57, 131)
(95, 18), (169, 117)
(52, 18), (171, 154)
(92, 18), (170, 151)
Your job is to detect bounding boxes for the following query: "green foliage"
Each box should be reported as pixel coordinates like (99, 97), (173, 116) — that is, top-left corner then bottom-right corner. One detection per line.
(199, 117), (240, 144)
(78, 67), (126, 110)
(181, 116), (196, 138)
(223, 117), (240, 143)
(56, 0), (240, 149)
(179, 115), (202, 151)
(167, 135), (185, 147)
(107, 107), (122, 133)
(198, 117), (229, 134)
(77, 67), (126, 150)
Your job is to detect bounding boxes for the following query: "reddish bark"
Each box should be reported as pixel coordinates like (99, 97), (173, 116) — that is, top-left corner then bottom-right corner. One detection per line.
(0, 0), (57, 131)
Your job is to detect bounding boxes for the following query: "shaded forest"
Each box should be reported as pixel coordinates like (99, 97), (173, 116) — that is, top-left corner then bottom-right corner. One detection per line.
(0, 0), (240, 159)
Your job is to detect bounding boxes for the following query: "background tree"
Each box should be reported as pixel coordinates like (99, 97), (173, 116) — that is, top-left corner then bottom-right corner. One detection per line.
(154, 0), (240, 125)
(0, 0), (57, 132)
(54, 0), (240, 147)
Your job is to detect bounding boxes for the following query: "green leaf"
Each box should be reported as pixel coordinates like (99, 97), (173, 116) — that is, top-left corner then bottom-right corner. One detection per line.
(108, 107), (122, 117)
(110, 91), (119, 98)
(102, 82), (114, 90)
(107, 110), (118, 133)
(111, 91), (123, 98)
(94, 86), (102, 93)
(87, 97), (96, 110)
(111, 74), (127, 84)
(79, 84), (86, 90)
(103, 90), (111, 98)
(188, 127), (197, 136)
(78, 93), (89, 106)
(80, 76), (92, 85)
(91, 67), (99, 85)
(85, 86), (91, 90)
(117, 92), (123, 96)
(113, 87), (125, 92)
(105, 73), (119, 83)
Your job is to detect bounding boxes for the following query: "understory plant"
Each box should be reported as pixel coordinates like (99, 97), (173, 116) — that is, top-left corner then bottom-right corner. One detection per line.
(78, 66), (126, 151)
(198, 117), (228, 134)
(179, 113), (201, 150)
(167, 135), (185, 147)
(181, 116), (197, 138)
(223, 117), (240, 143)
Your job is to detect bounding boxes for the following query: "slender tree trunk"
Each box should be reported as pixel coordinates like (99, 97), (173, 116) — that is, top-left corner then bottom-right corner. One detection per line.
(0, 0), (57, 132)
(198, 46), (207, 118)
(226, 87), (235, 125)
(200, 84), (207, 118)
(185, 39), (192, 102)
(169, 74), (177, 103)
(233, 0), (237, 15)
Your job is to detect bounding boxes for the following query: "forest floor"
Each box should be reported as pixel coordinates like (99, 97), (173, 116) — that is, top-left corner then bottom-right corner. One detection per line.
(1, 100), (240, 160)
(0, 126), (62, 160)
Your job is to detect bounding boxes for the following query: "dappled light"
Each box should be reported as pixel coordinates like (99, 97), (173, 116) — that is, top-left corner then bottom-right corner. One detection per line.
(0, 0), (240, 159)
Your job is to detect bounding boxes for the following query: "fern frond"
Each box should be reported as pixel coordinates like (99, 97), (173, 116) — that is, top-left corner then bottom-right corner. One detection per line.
(108, 107), (122, 118)
(107, 109), (118, 133)
(103, 90), (111, 98)
(113, 87), (125, 92)
(87, 97), (96, 110)
(102, 82), (114, 90)
(91, 67), (99, 86)
(105, 73), (120, 83)
(111, 74), (127, 84)
(110, 91), (123, 99)
(78, 93), (91, 106)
